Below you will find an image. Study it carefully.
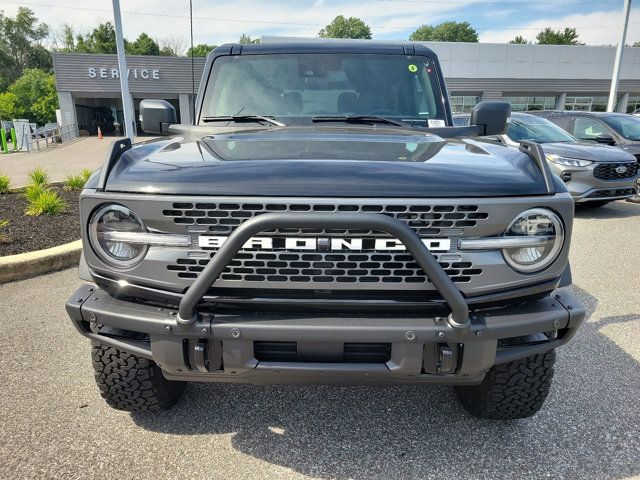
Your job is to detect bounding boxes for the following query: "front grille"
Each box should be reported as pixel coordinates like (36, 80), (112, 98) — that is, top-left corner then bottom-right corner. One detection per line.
(593, 162), (638, 180)
(157, 199), (495, 291)
(587, 188), (636, 198)
(169, 251), (483, 284)
(163, 201), (488, 237)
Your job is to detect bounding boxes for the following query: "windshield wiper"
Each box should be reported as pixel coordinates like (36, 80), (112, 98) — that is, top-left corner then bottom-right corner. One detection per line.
(312, 115), (410, 127)
(201, 115), (286, 127)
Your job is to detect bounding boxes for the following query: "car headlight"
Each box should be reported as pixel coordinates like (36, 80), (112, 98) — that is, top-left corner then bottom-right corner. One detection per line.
(503, 208), (565, 273)
(88, 204), (148, 268)
(545, 154), (593, 167)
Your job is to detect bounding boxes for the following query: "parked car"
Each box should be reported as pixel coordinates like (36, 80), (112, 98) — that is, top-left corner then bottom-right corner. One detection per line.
(66, 42), (586, 420)
(455, 112), (639, 207)
(530, 110), (640, 159)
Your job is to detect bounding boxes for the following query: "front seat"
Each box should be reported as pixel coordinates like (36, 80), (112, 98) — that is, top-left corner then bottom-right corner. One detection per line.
(337, 92), (357, 114)
(355, 91), (387, 114)
(280, 92), (303, 115)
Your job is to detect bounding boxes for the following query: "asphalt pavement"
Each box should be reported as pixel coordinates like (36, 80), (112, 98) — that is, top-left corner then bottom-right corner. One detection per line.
(1, 200), (639, 480)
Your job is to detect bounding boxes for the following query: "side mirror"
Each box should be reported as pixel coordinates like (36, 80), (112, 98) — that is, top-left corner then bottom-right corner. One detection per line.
(595, 133), (615, 145)
(470, 101), (510, 136)
(140, 99), (177, 135)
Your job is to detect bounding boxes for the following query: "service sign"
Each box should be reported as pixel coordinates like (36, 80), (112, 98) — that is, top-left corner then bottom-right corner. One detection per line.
(88, 67), (160, 80)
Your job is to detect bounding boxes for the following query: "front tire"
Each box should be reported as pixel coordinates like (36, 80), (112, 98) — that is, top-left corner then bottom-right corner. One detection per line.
(454, 350), (555, 420)
(92, 342), (186, 412)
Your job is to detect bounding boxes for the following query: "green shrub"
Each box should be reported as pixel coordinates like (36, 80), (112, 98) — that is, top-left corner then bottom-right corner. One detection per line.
(27, 166), (49, 186)
(64, 174), (85, 191)
(24, 183), (47, 202)
(81, 169), (94, 183)
(25, 190), (67, 216)
(0, 174), (10, 194)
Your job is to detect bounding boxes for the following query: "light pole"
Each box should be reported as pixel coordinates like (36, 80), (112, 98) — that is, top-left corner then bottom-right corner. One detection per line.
(607, 0), (632, 112)
(112, 0), (135, 140)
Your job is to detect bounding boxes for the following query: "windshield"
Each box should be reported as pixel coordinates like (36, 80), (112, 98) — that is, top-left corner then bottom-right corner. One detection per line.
(603, 115), (640, 140)
(506, 116), (576, 143)
(201, 54), (445, 124)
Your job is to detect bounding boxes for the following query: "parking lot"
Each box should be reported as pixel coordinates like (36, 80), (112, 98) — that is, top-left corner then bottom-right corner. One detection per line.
(1, 200), (639, 480)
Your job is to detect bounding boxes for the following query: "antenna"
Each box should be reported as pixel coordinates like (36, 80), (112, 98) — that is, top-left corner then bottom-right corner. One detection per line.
(189, 0), (195, 124)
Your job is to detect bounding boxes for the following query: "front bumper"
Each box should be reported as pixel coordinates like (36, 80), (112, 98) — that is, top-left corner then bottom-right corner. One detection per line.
(547, 163), (638, 202)
(66, 285), (585, 385)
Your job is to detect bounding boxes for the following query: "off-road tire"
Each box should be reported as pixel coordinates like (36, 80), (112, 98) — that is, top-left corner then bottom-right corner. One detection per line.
(92, 342), (186, 412)
(454, 350), (555, 420)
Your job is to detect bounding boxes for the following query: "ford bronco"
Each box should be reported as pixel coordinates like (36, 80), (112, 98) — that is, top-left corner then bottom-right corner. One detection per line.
(66, 42), (585, 419)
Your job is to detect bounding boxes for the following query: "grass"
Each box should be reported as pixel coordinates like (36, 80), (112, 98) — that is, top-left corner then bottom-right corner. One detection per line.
(0, 174), (10, 194)
(0, 219), (9, 243)
(81, 169), (93, 183)
(27, 166), (49, 186)
(64, 173), (86, 191)
(24, 183), (48, 202)
(25, 189), (67, 216)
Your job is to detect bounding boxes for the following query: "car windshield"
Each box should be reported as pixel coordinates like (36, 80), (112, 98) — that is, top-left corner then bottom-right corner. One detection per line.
(602, 115), (640, 140)
(200, 54), (445, 125)
(506, 116), (576, 143)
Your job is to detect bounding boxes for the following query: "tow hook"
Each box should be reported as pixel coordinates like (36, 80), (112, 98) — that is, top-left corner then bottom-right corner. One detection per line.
(437, 345), (455, 374)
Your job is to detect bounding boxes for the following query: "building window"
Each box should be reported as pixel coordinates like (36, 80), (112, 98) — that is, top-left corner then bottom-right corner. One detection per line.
(625, 96), (640, 113)
(504, 96), (556, 111)
(564, 96), (609, 112)
(449, 95), (480, 113)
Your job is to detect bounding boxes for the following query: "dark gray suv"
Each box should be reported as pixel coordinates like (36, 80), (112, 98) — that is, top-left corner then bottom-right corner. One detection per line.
(66, 42), (585, 420)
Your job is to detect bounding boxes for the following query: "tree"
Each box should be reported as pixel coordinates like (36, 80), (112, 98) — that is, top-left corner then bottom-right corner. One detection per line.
(509, 36), (530, 45)
(186, 43), (217, 57)
(319, 15), (372, 39)
(126, 33), (160, 55)
(158, 37), (185, 56)
(633, 41), (640, 47)
(0, 92), (20, 121)
(535, 27), (582, 45)
(0, 8), (51, 89)
(84, 22), (118, 53)
(60, 22), (118, 54)
(239, 34), (260, 44)
(4, 69), (58, 124)
(410, 21), (478, 42)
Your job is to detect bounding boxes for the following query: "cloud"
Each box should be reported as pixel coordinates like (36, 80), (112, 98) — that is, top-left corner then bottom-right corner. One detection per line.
(479, 8), (640, 45)
(3, 0), (638, 47)
(2, 0), (480, 45)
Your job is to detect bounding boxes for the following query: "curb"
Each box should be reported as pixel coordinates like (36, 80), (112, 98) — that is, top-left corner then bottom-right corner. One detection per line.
(0, 240), (82, 284)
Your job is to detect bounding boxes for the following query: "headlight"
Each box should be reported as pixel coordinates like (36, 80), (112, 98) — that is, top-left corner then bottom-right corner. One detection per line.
(503, 208), (564, 273)
(545, 154), (593, 167)
(88, 204), (148, 268)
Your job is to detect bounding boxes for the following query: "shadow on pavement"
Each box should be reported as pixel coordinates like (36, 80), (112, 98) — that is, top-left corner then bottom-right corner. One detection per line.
(132, 284), (639, 479)
(575, 200), (640, 219)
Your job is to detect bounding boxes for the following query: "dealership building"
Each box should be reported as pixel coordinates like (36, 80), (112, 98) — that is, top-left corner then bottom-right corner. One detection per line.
(52, 41), (640, 135)
(52, 53), (206, 135)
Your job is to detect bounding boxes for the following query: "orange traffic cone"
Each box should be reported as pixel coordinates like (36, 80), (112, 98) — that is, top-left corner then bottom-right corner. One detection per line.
(97, 127), (103, 139)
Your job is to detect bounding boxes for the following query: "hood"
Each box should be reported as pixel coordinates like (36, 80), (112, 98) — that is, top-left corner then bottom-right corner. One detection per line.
(619, 144), (640, 158)
(541, 142), (636, 162)
(105, 127), (549, 197)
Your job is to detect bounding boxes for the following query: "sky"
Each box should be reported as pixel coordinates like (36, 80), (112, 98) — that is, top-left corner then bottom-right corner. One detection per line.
(3, 0), (640, 50)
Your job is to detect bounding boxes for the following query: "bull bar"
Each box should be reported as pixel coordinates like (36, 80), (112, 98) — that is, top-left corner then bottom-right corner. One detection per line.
(176, 212), (470, 330)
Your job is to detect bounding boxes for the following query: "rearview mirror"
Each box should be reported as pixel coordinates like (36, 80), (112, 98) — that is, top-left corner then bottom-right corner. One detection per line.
(470, 101), (510, 136)
(595, 133), (615, 145)
(140, 99), (177, 135)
